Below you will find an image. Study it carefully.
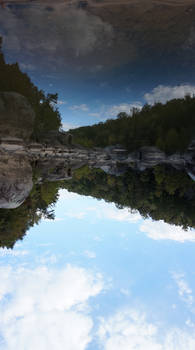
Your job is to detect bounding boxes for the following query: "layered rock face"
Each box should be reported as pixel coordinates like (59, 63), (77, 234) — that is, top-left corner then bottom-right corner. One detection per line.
(0, 152), (33, 209)
(0, 92), (35, 141)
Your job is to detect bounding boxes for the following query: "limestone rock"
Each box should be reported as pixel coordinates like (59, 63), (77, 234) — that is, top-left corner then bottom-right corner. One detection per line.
(0, 152), (33, 209)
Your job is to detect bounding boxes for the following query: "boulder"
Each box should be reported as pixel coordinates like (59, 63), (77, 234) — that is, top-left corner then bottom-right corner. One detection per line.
(0, 152), (33, 209)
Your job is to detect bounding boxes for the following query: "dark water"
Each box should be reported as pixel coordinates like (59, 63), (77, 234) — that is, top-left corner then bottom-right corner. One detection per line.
(0, 1), (195, 349)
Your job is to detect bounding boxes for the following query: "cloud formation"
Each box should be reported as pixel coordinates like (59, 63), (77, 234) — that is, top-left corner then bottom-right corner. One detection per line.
(172, 273), (194, 308)
(144, 84), (195, 105)
(58, 189), (82, 200)
(106, 103), (142, 117)
(140, 220), (195, 243)
(98, 309), (195, 350)
(69, 104), (89, 112)
(0, 4), (115, 70)
(93, 203), (141, 223)
(0, 264), (103, 350)
(63, 198), (141, 224)
(62, 122), (79, 130)
(84, 250), (96, 259)
(0, 248), (28, 257)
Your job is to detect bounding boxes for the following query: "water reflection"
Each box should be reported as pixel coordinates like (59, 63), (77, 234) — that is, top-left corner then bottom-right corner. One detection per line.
(0, 189), (195, 349)
(0, 155), (195, 247)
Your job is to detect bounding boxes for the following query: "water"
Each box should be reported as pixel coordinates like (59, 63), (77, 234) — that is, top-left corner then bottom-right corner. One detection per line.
(0, 1), (195, 349)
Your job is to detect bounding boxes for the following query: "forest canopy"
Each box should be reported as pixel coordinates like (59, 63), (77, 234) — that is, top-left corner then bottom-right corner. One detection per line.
(70, 97), (195, 153)
(62, 165), (195, 230)
(1, 163), (195, 249)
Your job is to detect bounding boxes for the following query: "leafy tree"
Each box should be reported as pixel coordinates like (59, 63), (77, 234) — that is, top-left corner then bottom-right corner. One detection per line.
(70, 96), (195, 153)
(62, 165), (195, 230)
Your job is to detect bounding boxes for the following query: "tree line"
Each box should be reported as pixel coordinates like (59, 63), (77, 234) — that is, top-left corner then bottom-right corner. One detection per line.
(70, 97), (195, 153)
(62, 165), (195, 230)
(1, 163), (194, 248)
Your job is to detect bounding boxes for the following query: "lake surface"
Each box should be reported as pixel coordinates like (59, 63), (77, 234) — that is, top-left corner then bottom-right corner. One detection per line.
(1, 1), (195, 349)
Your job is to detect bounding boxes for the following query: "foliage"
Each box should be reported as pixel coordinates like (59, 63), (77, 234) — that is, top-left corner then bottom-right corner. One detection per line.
(0, 38), (61, 140)
(1, 163), (194, 248)
(62, 165), (195, 230)
(0, 180), (61, 248)
(70, 97), (195, 153)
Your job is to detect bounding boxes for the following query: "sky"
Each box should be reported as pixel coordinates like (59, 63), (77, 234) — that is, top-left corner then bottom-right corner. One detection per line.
(0, 189), (195, 349)
(1, 0), (195, 128)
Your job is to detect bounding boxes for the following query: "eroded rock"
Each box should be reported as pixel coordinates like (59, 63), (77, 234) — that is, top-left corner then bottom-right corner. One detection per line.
(0, 152), (33, 209)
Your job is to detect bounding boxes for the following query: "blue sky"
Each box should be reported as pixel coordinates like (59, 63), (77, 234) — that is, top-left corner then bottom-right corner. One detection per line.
(0, 189), (195, 349)
(1, 2), (195, 129)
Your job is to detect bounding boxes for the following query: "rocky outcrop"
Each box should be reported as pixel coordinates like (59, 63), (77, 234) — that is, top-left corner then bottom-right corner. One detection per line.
(0, 135), (195, 209)
(0, 92), (35, 141)
(0, 90), (193, 178)
(1, 138), (195, 178)
(0, 152), (33, 209)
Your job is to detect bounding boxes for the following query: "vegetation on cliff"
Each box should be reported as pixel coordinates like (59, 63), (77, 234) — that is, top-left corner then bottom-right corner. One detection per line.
(70, 97), (195, 153)
(0, 37), (61, 140)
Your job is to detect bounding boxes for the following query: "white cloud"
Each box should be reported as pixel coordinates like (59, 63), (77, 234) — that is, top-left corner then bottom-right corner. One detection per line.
(58, 100), (67, 105)
(120, 288), (130, 296)
(88, 112), (101, 118)
(144, 84), (195, 105)
(172, 273), (194, 308)
(62, 122), (79, 131)
(42, 217), (64, 222)
(106, 103), (142, 117)
(58, 191), (141, 223)
(0, 264), (103, 350)
(84, 251), (96, 259)
(94, 203), (141, 223)
(140, 220), (195, 243)
(69, 104), (89, 112)
(98, 309), (195, 350)
(0, 249), (28, 257)
(64, 202), (141, 223)
(58, 189), (82, 200)
(88, 102), (142, 121)
(19, 62), (35, 71)
(36, 253), (58, 265)
(65, 211), (86, 220)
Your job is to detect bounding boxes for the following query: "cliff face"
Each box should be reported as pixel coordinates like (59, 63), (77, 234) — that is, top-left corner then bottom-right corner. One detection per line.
(0, 92), (35, 141)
